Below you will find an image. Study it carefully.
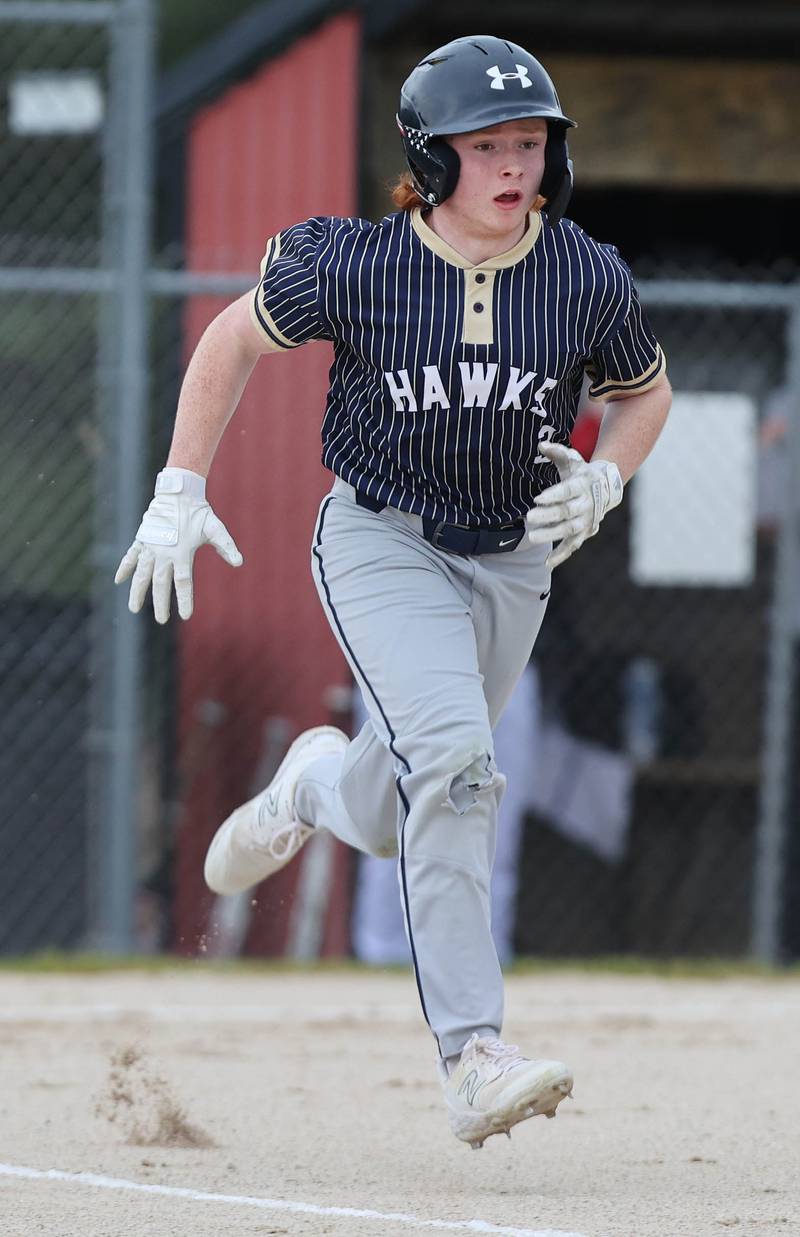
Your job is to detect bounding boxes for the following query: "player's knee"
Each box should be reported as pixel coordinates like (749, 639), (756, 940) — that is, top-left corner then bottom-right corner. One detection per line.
(446, 749), (505, 816)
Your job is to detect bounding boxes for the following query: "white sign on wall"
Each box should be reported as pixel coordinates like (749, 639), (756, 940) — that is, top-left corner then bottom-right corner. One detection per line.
(630, 392), (757, 587)
(9, 72), (104, 136)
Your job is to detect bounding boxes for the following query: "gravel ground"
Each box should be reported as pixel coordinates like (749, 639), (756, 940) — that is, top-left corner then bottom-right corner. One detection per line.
(0, 967), (797, 1237)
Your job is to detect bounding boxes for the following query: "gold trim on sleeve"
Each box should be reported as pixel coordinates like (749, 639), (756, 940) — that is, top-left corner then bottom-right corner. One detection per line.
(588, 347), (667, 400)
(248, 294), (299, 352)
(249, 232), (302, 351)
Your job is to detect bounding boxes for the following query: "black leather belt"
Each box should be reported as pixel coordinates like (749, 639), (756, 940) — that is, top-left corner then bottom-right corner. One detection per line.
(354, 489), (525, 556)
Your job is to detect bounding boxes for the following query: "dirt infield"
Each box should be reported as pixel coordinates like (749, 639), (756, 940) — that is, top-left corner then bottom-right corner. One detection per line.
(0, 965), (797, 1237)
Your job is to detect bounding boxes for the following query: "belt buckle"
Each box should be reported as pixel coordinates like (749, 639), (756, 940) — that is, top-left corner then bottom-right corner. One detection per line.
(430, 520), (448, 548)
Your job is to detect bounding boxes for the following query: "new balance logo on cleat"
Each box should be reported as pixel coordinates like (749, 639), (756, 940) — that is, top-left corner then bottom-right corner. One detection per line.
(458, 1069), (489, 1108)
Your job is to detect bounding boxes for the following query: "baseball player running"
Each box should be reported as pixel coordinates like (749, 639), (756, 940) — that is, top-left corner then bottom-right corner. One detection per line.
(116, 36), (671, 1148)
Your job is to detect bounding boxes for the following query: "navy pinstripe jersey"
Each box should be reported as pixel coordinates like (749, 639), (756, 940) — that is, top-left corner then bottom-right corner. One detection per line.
(249, 206), (666, 527)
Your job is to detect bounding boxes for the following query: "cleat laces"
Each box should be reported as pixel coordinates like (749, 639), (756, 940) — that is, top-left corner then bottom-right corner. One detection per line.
(468, 1034), (528, 1076)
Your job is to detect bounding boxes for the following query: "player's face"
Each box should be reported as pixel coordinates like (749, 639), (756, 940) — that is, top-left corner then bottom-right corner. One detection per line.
(444, 119), (547, 238)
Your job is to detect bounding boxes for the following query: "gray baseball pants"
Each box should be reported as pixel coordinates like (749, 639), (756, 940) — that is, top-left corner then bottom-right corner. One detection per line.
(295, 478), (551, 1059)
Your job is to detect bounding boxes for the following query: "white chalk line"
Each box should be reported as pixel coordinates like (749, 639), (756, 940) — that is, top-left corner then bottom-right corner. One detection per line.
(0, 1162), (588, 1237)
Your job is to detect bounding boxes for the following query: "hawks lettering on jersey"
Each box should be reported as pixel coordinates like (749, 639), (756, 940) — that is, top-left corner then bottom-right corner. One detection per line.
(383, 364), (558, 414)
(249, 207), (665, 526)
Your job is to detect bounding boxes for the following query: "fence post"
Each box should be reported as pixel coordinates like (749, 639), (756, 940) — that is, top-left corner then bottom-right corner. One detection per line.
(90, 0), (155, 952)
(751, 298), (800, 962)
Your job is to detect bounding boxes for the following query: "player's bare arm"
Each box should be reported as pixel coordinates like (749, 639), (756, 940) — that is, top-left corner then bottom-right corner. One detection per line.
(592, 372), (673, 483)
(166, 293), (274, 476)
(114, 293), (270, 622)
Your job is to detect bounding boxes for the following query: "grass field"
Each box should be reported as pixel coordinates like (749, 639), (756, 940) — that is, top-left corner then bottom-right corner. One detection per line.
(1, 962), (798, 1237)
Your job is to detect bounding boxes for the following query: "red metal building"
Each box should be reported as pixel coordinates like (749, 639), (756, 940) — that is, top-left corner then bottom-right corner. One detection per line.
(165, 11), (361, 956)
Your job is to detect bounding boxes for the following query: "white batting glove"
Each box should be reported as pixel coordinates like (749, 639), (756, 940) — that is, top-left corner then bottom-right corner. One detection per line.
(527, 440), (623, 569)
(114, 467), (243, 623)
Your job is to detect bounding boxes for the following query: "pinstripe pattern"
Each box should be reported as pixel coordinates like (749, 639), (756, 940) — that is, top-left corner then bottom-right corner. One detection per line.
(252, 208), (665, 526)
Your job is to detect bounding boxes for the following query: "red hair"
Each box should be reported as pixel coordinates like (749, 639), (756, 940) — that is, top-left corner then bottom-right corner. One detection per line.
(390, 171), (547, 214)
(391, 172), (426, 211)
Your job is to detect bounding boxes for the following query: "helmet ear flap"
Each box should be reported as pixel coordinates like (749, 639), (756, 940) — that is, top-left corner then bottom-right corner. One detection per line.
(406, 137), (460, 207)
(428, 139), (460, 205)
(542, 160), (573, 226)
(540, 122), (573, 225)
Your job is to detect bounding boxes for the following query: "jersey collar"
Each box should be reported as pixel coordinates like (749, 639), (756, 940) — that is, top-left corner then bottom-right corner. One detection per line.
(410, 207), (542, 270)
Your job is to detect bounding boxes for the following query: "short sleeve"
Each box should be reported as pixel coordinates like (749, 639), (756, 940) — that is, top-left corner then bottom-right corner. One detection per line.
(585, 256), (666, 400)
(249, 217), (334, 351)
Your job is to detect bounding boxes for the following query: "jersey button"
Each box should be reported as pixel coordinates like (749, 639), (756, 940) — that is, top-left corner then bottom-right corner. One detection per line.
(474, 272), (486, 284)
(473, 302), (484, 313)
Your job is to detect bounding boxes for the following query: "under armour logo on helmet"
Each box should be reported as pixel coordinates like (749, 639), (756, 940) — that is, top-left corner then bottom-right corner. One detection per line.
(486, 64), (532, 90)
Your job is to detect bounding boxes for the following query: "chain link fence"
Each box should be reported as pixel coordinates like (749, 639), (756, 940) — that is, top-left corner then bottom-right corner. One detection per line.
(2, 2), (799, 962)
(0, 0), (153, 954)
(514, 284), (800, 960)
(1, 4), (110, 953)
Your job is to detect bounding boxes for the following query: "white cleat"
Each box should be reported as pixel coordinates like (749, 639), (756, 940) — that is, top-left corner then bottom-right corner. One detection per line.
(203, 725), (349, 896)
(441, 1033), (573, 1149)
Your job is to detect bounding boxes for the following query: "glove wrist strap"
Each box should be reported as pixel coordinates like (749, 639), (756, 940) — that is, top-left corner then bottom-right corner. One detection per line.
(155, 467), (207, 501)
(593, 460), (623, 512)
(588, 460), (623, 535)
